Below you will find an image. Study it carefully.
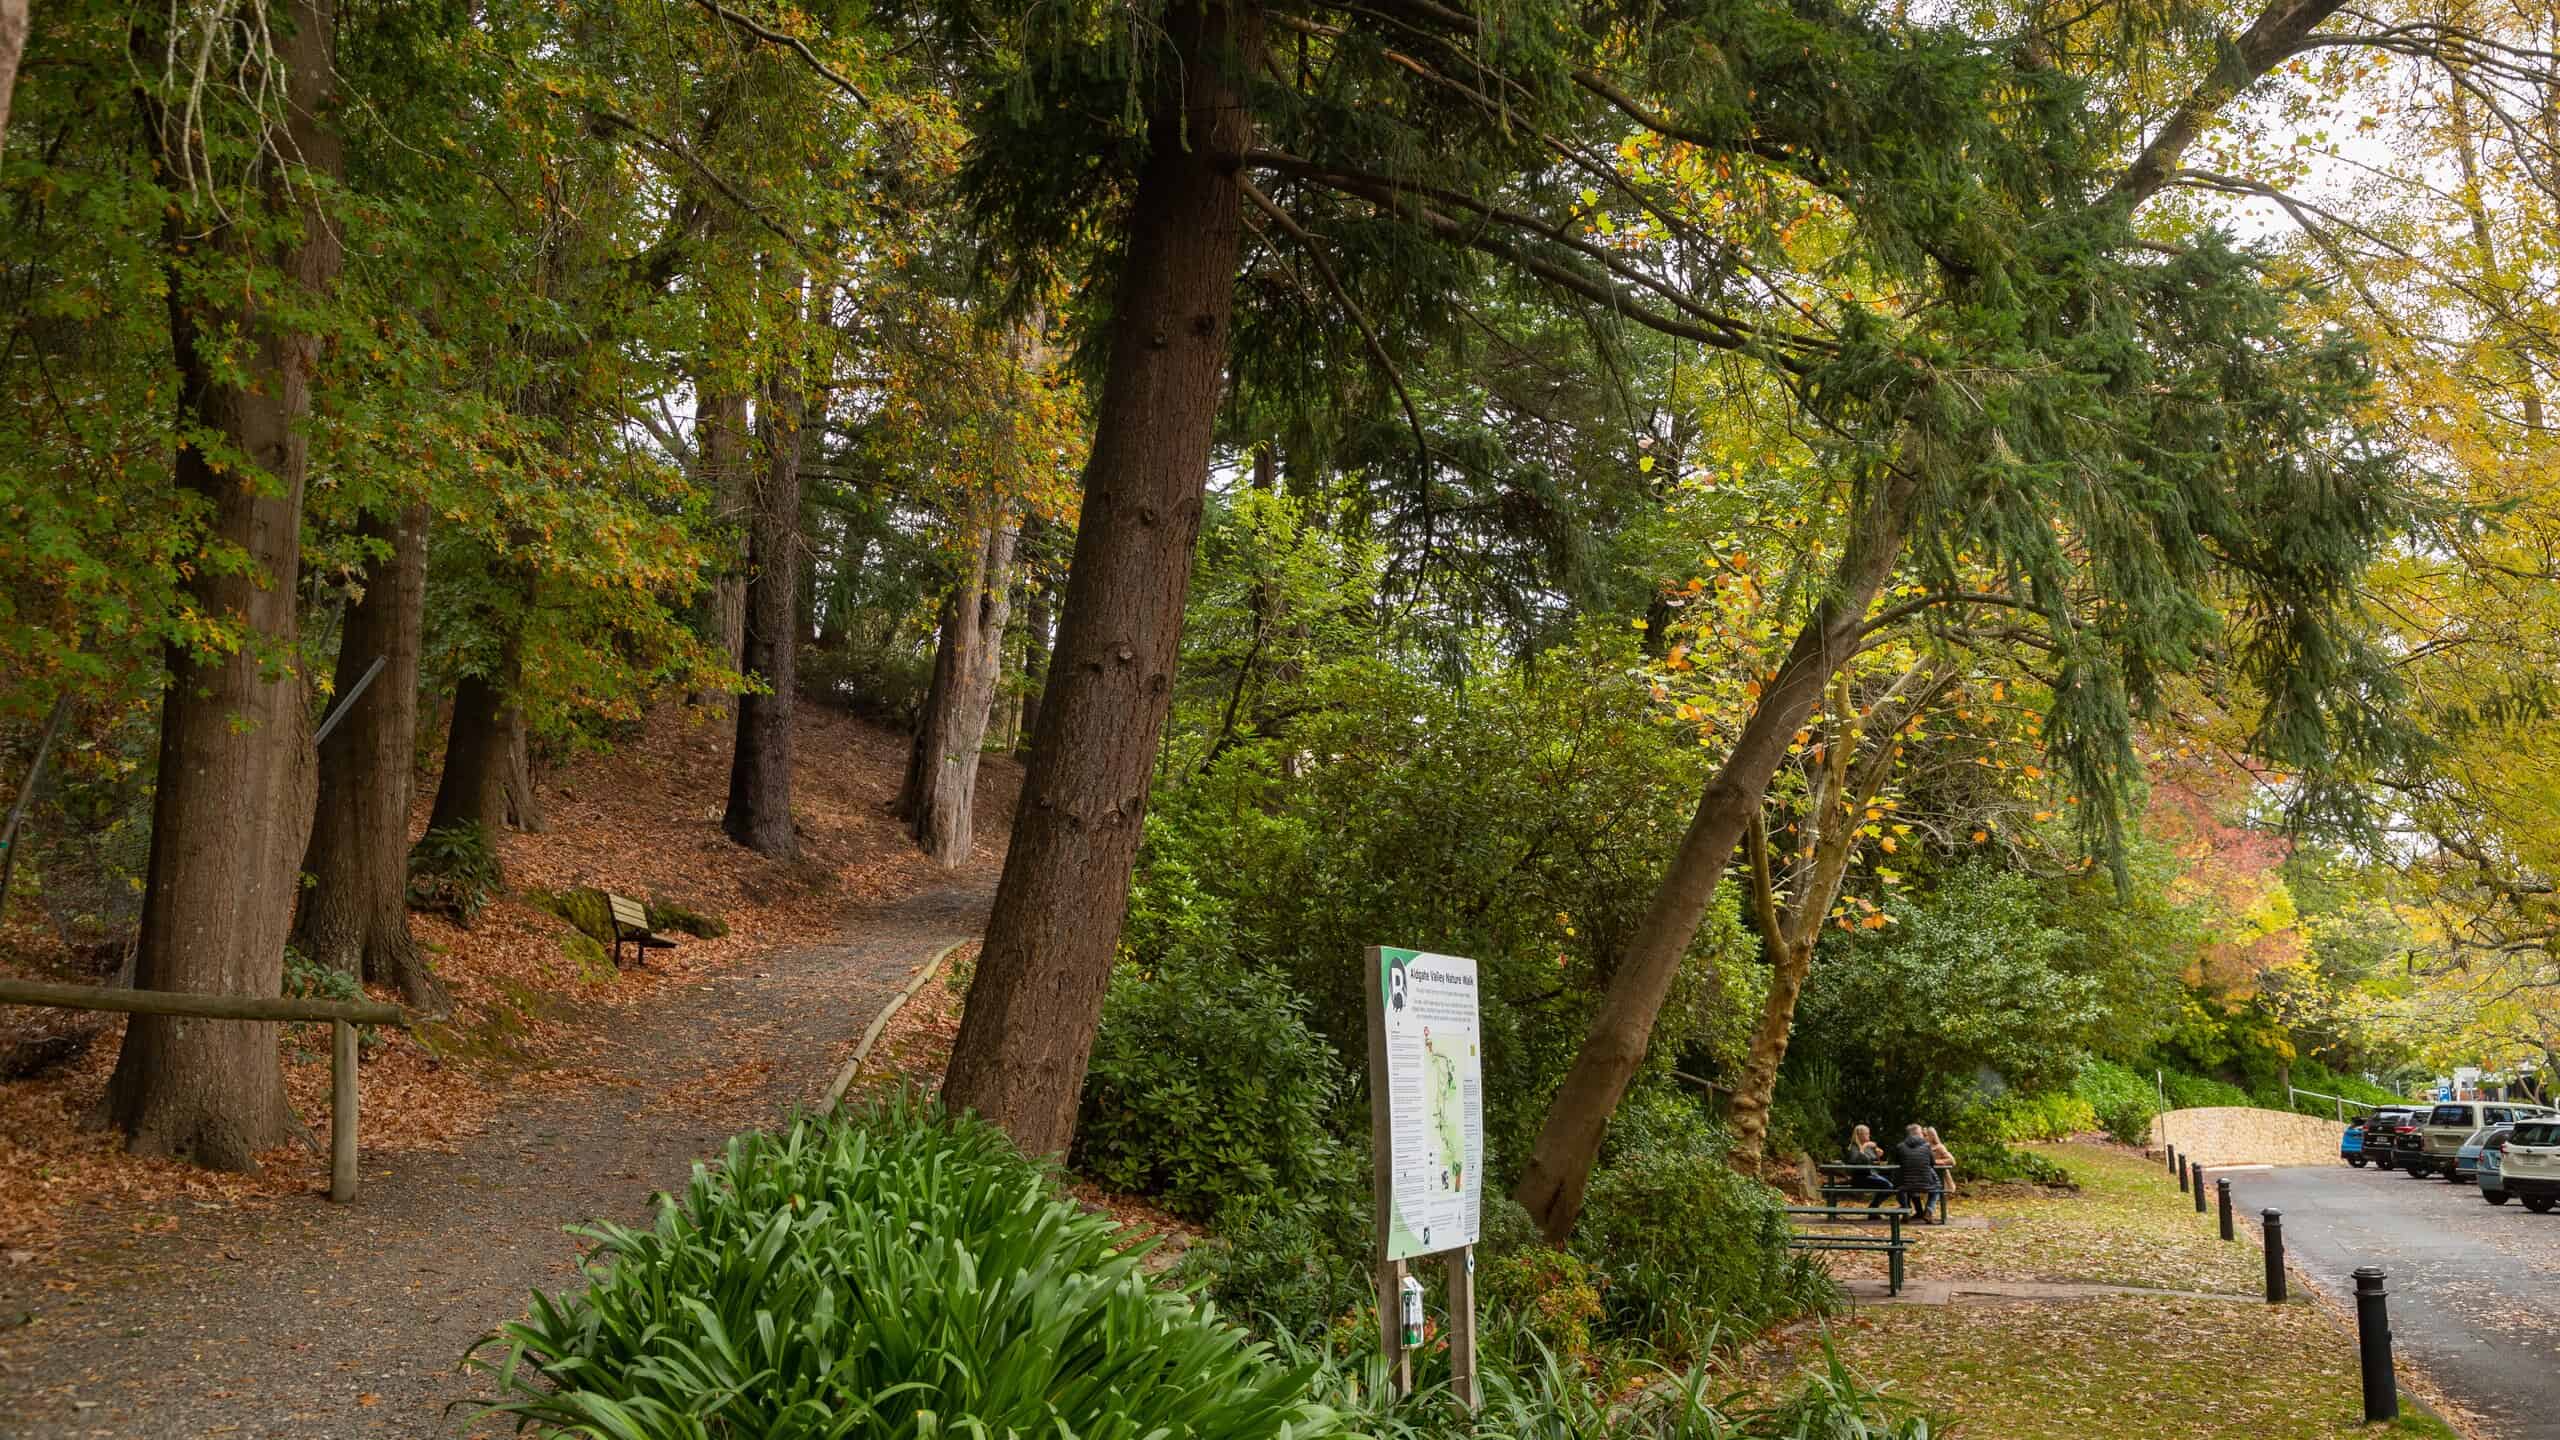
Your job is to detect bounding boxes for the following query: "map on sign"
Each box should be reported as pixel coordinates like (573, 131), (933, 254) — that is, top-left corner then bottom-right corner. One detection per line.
(1375, 947), (1483, 1260)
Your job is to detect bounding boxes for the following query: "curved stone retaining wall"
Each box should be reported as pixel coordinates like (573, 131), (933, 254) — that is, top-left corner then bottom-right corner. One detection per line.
(2149, 1106), (2345, 1168)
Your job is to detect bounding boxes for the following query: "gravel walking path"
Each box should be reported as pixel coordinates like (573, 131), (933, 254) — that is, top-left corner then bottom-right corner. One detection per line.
(0, 874), (994, 1439)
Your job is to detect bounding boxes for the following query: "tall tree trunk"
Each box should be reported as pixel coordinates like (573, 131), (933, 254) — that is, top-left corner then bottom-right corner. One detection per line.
(0, 0), (27, 166)
(1016, 573), (1050, 760)
(427, 591), (523, 837)
(502, 707), (543, 832)
(294, 503), (445, 1010)
(723, 270), (821, 857)
(104, 0), (340, 1170)
(939, 0), (1255, 1156)
(699, 385), (752, 702)
(900, 516), (1017, 866)
(1515, 473), (1916, 1238)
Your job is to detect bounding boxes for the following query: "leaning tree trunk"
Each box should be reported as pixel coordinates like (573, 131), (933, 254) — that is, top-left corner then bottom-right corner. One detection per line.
(1726, 667), (1942, 1166)
(939, 0), (1255, 1157)
(293, 503), (446, 1009)
(900, 516), (1017, 866)
(104, 0), (340, 1170)
(1514, 474), (1916, 1238)
(723, 270), (823, 858)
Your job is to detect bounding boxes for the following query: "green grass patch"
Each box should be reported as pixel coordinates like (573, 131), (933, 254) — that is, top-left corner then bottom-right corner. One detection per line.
(1773, 1296), (2456, 1439)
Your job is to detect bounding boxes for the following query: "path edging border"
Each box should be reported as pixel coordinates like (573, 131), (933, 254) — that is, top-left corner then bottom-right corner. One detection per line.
(820, 937), (972, 1113)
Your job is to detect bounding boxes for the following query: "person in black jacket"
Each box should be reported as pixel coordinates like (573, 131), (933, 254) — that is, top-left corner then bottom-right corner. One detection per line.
(1894, 1125), (1940, 1222)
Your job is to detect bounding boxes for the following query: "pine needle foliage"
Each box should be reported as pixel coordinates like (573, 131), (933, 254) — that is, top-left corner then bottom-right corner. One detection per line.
(927, 0), (2416, 861)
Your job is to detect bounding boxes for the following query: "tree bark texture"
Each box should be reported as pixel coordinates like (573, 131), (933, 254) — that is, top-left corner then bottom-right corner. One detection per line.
(104, 0), (340, 1171)
(427, 627), (520, 836)
(1016, 572), (1050, 760)
(723, 274), (821, 858)
(1514, 474), (1916, 1238)
(0, 0), (27, 166)
(294, 504), (446, 1009)
(699, 384), (751, 704)
(899, 515), (1017, 866)
(939, 0), (1256, 1156)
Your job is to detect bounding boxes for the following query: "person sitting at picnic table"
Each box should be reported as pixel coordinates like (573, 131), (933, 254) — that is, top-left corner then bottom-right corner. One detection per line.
(1923, 1125), (1956, 1207)
(1846, 1125), (1896, 1208)
(1895, 1124), (1941, 1223)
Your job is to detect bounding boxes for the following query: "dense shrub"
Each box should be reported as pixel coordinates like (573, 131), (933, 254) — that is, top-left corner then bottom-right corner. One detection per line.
(1176, 1192), (1372, 1343)
(1970, 1090), (2099, 1143)
(1954, 1139), (2074, 1187)
(1480, 1244), (1607, 1369)
(1075, 955), (1352, 1223)
(1601, 1084), (1729, 1165)
(476, 1103), (1340, 1440)
(798, 637), (934, 725)
(2073, 1058), (2163, 1144)
(1573, 1139), (1834, 1356)
(2160, 1069), (2253, 1110)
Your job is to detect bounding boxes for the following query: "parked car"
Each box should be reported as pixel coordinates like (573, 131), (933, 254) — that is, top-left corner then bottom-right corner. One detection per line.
(2342, 1116), (2367, 1166)
(2499, 1118), (2560, 1211)
(2403, 1102), (2555, 1179)
(2457, 1123), (2514, 1185)
(2480, 1129), (2514, 1204)
(2364, 1107), (2420, 1171)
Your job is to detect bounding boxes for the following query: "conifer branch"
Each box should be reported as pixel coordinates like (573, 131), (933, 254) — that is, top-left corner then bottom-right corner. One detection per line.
(1241, 179), (1433, 474)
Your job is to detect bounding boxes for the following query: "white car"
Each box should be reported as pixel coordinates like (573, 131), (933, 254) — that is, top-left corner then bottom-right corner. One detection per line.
(2498, 1118), (2560, 1212)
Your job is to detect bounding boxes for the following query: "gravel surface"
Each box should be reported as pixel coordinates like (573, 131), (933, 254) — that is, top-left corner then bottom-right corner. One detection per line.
(2228, 1160), (2560, 1439)
(0, 874), (994, 1439)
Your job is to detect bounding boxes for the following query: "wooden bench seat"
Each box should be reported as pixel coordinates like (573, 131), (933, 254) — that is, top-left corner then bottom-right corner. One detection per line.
(605, 892), (677, 967)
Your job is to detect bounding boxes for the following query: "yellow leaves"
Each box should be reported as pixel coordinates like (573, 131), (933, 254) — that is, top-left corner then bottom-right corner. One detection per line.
(1860, 912), (1890, 930)
(1972, 829), (1990, 843)
(1880, 835), (1898, 853)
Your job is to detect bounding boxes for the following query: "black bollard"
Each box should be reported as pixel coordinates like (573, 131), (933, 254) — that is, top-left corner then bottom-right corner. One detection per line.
(2355, 1267), (2398, 1422)
(2217, 1178), (2234, 1241)
(2194, 1166), (2209, 1213)
(2179, 1155), (2190, 1193)
(2263, 1210), (2287, 1303)
(2166, 1143), (2177, 1175)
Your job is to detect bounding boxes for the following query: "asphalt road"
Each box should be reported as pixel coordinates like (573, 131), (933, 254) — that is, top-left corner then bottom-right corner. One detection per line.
(2225, 1161), (2560, 1439)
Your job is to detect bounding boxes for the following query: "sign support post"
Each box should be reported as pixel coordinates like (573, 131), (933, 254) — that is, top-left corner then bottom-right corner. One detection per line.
(1365, 944), (1481, 1408)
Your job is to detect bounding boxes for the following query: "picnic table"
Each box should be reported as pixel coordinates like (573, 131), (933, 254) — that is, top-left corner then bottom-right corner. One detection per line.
(1784, 1204), (1913, 1295)
(1816, 1161), (1953, 1223)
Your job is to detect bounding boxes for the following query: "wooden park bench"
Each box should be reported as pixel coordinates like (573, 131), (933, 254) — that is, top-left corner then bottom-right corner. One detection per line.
(1817, 1160), (1952, 1223)
(1785, 1203), (1914, 1296)
(604, 892), (677, 968)
(0, 977), (407, 1203)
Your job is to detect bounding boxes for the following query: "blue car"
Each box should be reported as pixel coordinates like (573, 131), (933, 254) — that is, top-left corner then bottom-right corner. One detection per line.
(2456, 1124), (2511, 1184)
(2342, 1118), (2367, 1167)
(2480, 1127), (2514, 1204)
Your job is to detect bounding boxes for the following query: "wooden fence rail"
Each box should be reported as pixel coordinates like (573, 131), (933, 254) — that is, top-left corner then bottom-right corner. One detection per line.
(0, 977), (411, 1203)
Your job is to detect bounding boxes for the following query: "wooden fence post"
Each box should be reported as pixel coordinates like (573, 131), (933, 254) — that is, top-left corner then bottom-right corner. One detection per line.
(330, 1018), (357, 1203)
